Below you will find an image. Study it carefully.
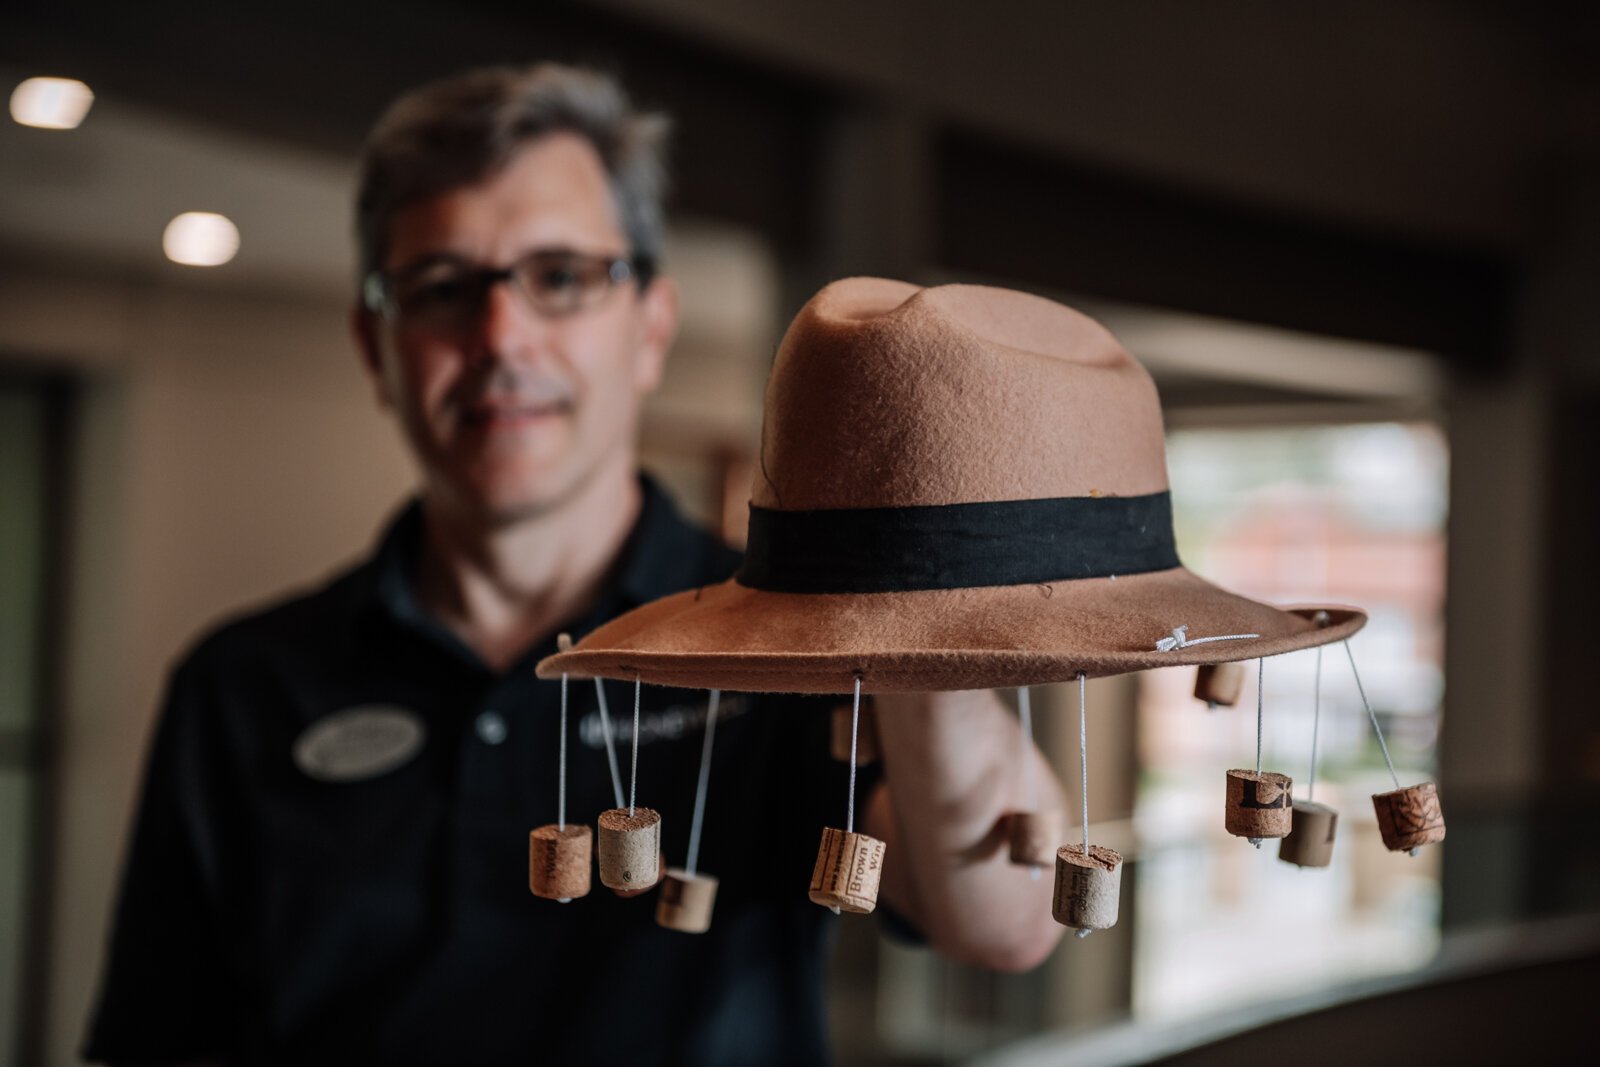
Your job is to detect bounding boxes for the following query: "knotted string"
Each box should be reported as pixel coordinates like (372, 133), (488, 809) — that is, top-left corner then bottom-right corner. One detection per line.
(1155, 624), (1260, 652)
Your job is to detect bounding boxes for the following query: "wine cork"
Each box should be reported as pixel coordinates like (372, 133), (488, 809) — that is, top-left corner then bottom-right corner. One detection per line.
(808, 827), (886, 914)
(1052, 844), (1122, 930)
(1372, 782), (1446, 851)
(1194, 663), (1247, 707)
(830, 700), (879, 763)
(1006, 809), (1060, 867)
(1224, 769), (1293, 839)
(1278, 800), (1338, 868)
(529, 823), (591, 901)
(597, 808), (662, 891)
(656, 868), (718, 933)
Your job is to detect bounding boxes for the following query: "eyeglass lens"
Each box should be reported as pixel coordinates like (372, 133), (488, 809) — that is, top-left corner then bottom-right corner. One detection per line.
(389, 250), (631, 330)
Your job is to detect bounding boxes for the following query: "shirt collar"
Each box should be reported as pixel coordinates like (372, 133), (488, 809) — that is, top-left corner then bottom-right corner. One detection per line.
(352, 472), (715, 663)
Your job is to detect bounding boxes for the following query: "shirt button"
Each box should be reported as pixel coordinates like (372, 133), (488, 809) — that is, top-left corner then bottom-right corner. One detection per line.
(475, 710), (508, 746)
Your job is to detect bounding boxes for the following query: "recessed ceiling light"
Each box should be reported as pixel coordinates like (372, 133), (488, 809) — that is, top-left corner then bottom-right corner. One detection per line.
(9, 77), (95, 130)
(163, 212), (240, 267)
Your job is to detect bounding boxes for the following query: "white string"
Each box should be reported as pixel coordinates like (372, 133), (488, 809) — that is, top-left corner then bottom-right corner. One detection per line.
(1255, 657), (1265, 776)
(1155, 624), (1261, 652)
(846, 677), (862, 834)
(1308, 647), (1323, 802)
(1344, 640), (1401, 791)
(592, 679), (626, 809)
(1078, 673), (1089, 857)
(1076, 672), (1092, 939)
(629, 675), (641, 817)
(685, 690), (720, 878)
(558, 671), (569, 830)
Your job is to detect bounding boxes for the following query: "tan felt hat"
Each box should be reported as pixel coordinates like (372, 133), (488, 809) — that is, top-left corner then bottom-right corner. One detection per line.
(539, 278), (1364, 694)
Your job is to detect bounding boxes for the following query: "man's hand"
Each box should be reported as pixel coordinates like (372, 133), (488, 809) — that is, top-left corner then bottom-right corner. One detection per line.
(863, 689), (1067, 971)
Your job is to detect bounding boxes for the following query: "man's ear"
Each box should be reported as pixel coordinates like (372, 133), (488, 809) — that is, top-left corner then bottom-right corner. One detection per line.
(351, 304), (395, 411)
(633, 275), (679, 394)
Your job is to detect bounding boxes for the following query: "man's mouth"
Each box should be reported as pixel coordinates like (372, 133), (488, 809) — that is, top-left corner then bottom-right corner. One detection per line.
(459, 400), (571, 428)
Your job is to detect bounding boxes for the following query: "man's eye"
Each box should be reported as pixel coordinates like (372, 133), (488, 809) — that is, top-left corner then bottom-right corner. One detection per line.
(537, 267), (580, 292)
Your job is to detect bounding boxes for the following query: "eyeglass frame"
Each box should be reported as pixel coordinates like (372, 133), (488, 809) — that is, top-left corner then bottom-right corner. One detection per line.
(360, 247), (658, 328)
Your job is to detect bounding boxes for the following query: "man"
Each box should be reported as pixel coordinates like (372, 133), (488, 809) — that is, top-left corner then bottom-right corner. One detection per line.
(86, 64), (1064, 1066)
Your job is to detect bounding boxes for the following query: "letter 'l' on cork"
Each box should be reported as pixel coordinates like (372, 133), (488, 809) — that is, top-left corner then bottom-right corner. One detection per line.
(1195, 663), (1246, 707)
(1372, 782), (1446, 851)
(529, 824), (591, 900)
(1006, 809), (1060, 867)
(656, 868), (718, 933)
(1225, 769), (1293, 839)
(1053, 844), (1122, 930)
(597, 807), (662, 891)
(1278, 800), (1338, 868)
(809, 827), (886, 914)
(830, 700), (878, 763)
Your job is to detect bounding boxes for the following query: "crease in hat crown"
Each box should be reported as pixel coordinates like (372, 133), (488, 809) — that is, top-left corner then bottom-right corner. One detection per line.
(753, 277), (1170, 512)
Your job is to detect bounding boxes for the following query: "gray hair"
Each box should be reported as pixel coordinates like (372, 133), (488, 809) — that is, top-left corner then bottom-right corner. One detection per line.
(354, 63), (669, 283)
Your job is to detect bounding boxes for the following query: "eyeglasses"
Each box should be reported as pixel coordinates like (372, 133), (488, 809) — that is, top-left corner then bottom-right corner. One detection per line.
(363, 248), (654, 333)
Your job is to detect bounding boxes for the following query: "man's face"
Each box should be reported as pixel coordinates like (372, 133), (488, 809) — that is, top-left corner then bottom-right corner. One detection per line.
(355, 132), (676, 526)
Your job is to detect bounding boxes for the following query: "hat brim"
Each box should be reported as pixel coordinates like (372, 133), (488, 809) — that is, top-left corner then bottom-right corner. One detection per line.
(536, 567), (1365, 694)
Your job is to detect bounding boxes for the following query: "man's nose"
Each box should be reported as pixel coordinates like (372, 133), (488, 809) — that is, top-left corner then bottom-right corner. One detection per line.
(472, 276), (550, 362)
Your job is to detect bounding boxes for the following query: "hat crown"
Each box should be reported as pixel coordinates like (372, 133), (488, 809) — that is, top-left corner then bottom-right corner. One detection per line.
(752, 278), (1170, 510)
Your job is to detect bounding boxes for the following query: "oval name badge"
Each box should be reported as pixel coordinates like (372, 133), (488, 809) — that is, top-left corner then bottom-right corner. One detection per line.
(293, 705), (426, 783)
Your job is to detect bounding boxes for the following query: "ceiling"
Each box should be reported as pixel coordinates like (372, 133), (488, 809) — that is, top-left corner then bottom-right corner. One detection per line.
(5, 0), (1564, 398)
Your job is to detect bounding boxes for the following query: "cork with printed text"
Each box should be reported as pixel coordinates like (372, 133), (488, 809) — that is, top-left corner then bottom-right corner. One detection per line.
(809, 827), (886, 913)
(1372, 782), (1446, 851)
(1225, 769), (1294, 839)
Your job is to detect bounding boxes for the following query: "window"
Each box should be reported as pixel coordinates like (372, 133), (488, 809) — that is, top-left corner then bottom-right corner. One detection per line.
(1134, 422), (1447, 1020)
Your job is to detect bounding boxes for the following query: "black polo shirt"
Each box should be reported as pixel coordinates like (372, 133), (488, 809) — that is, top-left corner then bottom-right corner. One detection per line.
(85, 477), (883, 1066)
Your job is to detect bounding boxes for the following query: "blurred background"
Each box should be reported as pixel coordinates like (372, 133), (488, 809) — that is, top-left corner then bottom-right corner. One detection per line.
(2, 1), (1597, 1063)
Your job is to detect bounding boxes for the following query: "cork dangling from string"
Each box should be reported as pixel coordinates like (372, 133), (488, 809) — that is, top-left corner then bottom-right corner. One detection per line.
(1194, 662), (1247, 709)
(1005, 687), (1059, 878)
(1346, 641), (1446, 854)
(597, 674), (661, 892)
(1225, 658), (1293, 845)
(529, 634), (591, 902)
(658, 690), (723, 934)
(1053, 673), (1122, 935)
(1280, 635), (1339, 868)
(809, 676), (886, 914)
